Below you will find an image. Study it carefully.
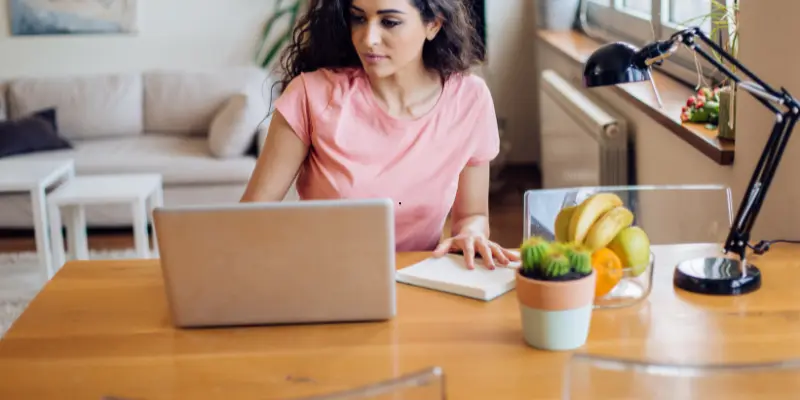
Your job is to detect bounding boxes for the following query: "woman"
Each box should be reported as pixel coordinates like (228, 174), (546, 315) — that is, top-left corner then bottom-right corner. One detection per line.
(241, 0), (519, 269)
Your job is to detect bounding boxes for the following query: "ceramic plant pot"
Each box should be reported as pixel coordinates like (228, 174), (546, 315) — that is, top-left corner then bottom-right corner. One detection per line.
(515, 269), (596, 351)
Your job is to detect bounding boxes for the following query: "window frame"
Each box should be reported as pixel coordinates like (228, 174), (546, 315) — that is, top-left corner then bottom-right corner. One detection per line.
(580, 0), (733, 88)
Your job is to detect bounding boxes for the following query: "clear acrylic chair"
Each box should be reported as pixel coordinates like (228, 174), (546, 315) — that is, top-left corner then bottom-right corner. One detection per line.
(563, 353), (800, 399)
(289, 367), (446, 400)
(523, 184), (734, 245)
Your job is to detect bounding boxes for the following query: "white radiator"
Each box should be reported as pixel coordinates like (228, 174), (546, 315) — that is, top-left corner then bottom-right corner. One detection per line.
(539, 69), (629, 189)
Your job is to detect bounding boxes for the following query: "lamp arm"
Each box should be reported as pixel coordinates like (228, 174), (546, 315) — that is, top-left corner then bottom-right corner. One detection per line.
(671, 27), (783, 114)
(650, 26), (800, 262)
(671, 27), (782, 99)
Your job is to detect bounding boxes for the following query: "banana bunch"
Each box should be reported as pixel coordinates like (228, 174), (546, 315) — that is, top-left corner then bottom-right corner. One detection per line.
(554, 193), (634, 252)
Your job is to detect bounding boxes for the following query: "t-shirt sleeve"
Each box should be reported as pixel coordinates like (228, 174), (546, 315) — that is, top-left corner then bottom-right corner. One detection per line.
(466, 79), (501, 166)
(273, 74), (311, 146)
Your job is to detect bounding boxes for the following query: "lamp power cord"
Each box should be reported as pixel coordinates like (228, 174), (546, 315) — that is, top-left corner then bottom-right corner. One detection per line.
(748, 239), (800, 255)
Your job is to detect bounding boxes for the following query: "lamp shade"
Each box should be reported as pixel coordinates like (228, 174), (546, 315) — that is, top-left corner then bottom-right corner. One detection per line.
(582, 42), (650, 87)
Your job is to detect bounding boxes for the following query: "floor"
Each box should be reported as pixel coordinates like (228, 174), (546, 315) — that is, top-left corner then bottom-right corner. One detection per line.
(0, 165), (541, 253)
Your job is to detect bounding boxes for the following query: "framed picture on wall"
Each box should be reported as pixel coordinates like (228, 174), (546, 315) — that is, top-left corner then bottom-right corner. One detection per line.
(9, 0), (138, 36)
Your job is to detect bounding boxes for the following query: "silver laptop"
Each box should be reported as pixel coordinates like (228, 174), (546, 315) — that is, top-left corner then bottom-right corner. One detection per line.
(152, 198), (396, 328)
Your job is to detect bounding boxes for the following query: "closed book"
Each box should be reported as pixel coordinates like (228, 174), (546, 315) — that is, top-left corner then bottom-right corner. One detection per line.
(395, 254), (520, 301)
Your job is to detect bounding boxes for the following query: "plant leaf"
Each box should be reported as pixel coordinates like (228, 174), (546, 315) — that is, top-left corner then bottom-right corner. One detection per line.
(255, 0), (304, 70)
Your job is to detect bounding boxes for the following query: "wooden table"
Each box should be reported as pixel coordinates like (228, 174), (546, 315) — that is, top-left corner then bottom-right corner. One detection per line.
(2, 243), (800, 399)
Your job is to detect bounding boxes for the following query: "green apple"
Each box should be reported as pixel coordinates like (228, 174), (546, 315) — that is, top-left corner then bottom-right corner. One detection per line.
(607, 226), (651, 277)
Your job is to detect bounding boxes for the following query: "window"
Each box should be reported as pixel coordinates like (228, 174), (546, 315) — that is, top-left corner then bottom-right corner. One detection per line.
(623, 0), (651, 15)
(667, 0), (713, 33)
(580, 0), (737, 87)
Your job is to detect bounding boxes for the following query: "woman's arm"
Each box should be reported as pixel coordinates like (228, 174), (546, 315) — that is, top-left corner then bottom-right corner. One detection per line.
(240, 110), (309, 202)
(450, 163), (491, 238)
(435, 162), (519, 269)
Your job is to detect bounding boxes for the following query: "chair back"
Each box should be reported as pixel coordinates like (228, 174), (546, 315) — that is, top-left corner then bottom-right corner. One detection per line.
(563, 353), (800, 399)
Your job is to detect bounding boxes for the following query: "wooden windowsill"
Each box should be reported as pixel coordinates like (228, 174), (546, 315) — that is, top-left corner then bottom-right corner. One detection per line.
(537, 30), (735, 166)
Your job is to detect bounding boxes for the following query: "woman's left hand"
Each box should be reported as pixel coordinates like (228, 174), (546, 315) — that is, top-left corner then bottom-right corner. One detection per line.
(432, 232), (521, 270)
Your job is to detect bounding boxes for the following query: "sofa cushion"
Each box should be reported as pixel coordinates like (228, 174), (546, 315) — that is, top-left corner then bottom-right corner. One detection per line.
(7, 74), (143, 140)
(0, 108), (72, 158)
(143, 67), (270, 136)
(7, 135), (256, 185)
(208, 94), (266, 158)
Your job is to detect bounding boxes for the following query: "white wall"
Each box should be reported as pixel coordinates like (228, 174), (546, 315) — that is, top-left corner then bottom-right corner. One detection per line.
(732, 0), (800, 241)
(483, 0), (539, 164)
(0, 0), (277, 79)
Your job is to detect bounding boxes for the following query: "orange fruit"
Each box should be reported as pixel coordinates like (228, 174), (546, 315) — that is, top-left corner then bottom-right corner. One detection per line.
(591, 248), (623, 298)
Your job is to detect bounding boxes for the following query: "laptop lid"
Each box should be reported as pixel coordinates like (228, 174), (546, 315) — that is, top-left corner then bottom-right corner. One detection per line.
(153, 198), (396, 328)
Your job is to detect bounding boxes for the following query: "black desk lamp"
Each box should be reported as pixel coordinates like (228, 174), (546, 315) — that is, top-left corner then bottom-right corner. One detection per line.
(582, 26), (800, 296)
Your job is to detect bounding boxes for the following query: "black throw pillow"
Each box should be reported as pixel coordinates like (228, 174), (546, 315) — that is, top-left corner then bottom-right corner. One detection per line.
(32, 108), (58, 130)
(0, 108), (72, 158)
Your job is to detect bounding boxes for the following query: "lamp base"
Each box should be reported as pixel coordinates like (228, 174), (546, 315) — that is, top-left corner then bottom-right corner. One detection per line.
(673, 257), (761, 296)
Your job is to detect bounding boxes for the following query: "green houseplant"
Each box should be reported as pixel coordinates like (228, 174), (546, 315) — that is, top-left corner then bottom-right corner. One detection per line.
(516, 237), (596, 351)
(255, 0), (305, 73)
(678, 0), (739, 140)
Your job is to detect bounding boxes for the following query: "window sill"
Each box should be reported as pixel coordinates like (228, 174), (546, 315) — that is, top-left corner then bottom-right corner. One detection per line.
(537, 30), (734, 166)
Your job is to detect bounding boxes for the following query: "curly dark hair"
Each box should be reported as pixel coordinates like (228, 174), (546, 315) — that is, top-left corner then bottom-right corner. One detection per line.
(275, 0), (484, 93)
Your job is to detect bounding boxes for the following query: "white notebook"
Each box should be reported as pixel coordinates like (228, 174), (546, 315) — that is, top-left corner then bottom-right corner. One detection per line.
(395, 254), (521, 301)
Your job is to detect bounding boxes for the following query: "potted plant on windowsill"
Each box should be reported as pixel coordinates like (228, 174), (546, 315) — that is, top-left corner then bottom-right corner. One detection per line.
(516, 237), (596, 351)
(679, 0), (739, 141)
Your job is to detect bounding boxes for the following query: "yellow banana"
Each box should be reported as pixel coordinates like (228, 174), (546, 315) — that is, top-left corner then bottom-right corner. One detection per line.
(554, 205), (577, 242)
(583, 206), (634, 251)
(568, 193), (624, 244)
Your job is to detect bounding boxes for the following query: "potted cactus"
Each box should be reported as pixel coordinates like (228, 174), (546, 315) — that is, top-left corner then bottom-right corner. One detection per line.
(516, 237), (596, 351)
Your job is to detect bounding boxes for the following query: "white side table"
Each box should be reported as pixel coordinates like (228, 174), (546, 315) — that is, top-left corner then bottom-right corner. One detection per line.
(47, 174), (164, 272)
(0, 159), (75, 280)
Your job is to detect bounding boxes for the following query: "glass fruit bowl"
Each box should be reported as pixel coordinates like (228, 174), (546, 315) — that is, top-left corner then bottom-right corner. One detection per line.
(524, 185), (735, 309)
(593, 250), (655, 309)
(556, 190), (655, 309)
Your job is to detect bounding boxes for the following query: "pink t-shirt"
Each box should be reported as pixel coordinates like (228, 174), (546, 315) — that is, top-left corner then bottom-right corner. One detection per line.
(274, 67), (500, 252)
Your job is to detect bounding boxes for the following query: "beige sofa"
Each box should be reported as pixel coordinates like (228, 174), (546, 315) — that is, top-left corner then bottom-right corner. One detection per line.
(0, 66), (296, 229)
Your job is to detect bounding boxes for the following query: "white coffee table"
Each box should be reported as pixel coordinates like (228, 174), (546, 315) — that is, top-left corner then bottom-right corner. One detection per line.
(47, 174), (164, 272)
(0, 159), (75, 280)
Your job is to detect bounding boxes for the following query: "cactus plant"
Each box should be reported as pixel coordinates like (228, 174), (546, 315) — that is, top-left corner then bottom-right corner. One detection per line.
(520, 237), (593, 281)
